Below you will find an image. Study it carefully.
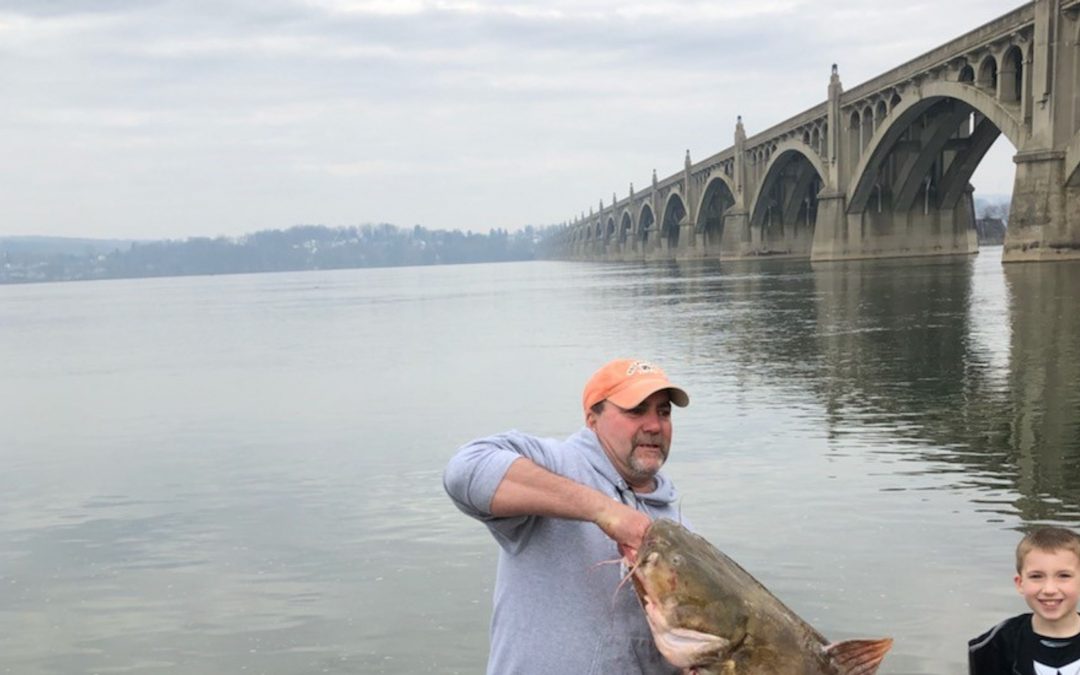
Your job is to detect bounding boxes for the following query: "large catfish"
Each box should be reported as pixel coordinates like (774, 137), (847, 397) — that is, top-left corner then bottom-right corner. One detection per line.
(628, 519), (893, 675)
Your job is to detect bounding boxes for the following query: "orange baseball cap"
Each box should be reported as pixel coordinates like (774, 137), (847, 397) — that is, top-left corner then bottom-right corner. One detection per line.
(582, 358), (690, 415)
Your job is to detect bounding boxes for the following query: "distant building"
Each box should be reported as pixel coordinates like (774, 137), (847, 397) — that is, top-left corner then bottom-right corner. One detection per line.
(975, 218), (1006, 246)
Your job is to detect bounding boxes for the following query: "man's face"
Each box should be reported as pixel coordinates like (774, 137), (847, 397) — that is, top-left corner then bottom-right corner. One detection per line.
(587, 390), (673, 491)
(1015, 548), (1080, 629)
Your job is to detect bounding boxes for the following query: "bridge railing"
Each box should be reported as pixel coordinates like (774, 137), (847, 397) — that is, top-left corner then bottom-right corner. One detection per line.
(843, 3), (1035, 105)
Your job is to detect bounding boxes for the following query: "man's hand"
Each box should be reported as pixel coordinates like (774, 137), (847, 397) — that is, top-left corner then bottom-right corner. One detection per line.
(593, 500), (652, 564)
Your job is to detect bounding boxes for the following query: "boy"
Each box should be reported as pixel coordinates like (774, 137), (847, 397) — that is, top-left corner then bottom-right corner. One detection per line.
(970, 526), (1080, 675)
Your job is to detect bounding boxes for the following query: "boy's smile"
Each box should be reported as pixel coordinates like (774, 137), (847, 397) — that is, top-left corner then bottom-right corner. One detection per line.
(1015, 548), (1080, 636)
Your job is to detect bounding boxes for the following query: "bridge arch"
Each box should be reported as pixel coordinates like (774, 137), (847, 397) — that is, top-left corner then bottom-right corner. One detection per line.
(847, 80), (1024, 214)
(749, 140), (827, 221)
(695, 173), (739, 250)
(618, 210), (633, 245)
(660, 191), (687, 250)
(1067, 129), (1080, 187)
(977, 54), (998, 93)
(862, 104), (875, 146)
(638, 202), (656, 245)
(1000, 45), (1024, 104)
(748, 141), (825, 256)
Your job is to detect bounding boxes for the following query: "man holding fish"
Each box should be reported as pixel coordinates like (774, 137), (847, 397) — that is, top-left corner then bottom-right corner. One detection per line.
(444, 357), (893, 674)
(444, 358), (689, 674)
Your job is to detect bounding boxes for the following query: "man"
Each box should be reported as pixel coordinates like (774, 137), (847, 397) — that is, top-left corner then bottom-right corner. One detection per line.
(443, 358), (690, 674)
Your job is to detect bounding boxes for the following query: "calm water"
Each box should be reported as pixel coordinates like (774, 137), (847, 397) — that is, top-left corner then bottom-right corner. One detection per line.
(2, 249), (1079, 674)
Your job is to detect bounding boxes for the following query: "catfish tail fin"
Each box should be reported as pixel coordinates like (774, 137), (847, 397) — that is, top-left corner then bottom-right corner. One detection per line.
(824, 637), (893, 675)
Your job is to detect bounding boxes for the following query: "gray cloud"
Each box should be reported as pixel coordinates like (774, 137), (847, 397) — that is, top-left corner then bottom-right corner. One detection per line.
(0, 0), (1024, 238)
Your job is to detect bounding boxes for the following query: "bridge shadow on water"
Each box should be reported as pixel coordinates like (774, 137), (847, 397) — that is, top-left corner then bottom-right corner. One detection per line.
(589, 252), (1080, 528)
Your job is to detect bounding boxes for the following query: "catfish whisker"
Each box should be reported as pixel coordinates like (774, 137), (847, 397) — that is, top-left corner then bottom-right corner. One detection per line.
(612, 552), (643, 602)
(590, 557), (624, 572)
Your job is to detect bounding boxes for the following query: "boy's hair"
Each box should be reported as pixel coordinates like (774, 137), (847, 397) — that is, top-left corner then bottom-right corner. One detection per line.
(1016, 526), (1080, 573)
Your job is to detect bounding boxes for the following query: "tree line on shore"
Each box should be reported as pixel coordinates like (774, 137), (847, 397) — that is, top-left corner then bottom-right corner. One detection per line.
(1, 195), (1013, 285)
(0, 223), (563, 284)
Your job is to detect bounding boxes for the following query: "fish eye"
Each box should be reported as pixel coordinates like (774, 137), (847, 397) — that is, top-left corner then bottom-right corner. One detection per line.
(670, 553), (684, 567)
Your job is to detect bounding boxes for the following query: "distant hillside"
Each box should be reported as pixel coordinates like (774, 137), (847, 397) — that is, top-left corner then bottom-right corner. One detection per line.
(0, 236), (139, 257)
(0, 224), (561, 284)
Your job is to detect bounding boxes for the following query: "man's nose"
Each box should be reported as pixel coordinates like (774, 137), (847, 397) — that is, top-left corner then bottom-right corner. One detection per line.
(641, 409), (662, 431)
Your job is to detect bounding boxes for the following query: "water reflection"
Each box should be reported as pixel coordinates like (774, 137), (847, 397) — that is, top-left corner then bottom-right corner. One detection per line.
(1000, 262), (1080, 522)
(594, 253), (1080, 527)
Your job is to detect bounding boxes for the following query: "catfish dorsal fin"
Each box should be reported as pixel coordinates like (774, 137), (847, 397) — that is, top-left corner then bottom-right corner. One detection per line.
(824, 638), (893, 675)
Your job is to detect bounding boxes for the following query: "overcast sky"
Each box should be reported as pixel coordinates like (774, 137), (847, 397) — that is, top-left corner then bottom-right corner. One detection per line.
(1, 0), (1025, 240)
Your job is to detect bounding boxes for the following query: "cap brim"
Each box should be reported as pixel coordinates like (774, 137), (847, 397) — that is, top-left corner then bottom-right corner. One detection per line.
(607, 381), (689, 409)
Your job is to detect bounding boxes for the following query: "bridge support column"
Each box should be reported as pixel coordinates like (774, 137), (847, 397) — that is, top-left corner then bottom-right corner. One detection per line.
(644, 238), (659, 260)
(809, 192), (849, 261)
(1003, 151), (1080, 262)
(678, 221), (698, 258)
(811, 191), (978, 261)
(749, 223), (763, 251)
(719, 209), (750, 257)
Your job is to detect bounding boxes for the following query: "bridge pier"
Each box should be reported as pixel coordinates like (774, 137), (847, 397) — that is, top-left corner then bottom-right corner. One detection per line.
(1003, 151), (1080, 262)
(654, 239), (670, 259)
(693, 230), (706, 256)
(678, 221), (698, 258)
(810, 191), (977, 261)
(719, 209), (751, 257)
(809, 192), (849, 261)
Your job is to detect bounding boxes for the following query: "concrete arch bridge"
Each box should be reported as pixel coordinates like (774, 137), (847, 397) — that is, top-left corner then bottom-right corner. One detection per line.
(556, 0), (1080, 263)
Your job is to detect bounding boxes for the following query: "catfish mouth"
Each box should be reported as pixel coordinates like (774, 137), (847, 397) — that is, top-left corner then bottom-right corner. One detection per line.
(628, 550), (655, 600)
(627, 547), (664, 608)
(629, 547), (671, 609)
(627, 541), (736, 670)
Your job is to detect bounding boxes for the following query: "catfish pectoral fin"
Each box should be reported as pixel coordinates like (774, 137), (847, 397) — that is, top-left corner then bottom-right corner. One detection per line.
(823, 638), (894, 675)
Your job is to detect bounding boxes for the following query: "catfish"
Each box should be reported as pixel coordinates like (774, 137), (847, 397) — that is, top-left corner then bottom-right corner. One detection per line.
(628, 519), (893, 674)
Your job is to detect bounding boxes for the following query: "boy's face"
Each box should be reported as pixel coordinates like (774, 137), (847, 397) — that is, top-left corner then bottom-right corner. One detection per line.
(1015, 548), (1080, 626)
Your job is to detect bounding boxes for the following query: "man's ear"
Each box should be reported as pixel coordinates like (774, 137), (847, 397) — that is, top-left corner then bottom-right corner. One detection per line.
(585, 409), (598, 430)
(1014, 574), (1023, 593)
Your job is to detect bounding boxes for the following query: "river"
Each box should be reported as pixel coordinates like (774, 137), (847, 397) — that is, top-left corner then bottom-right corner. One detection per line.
(2, 248), (1079, 674)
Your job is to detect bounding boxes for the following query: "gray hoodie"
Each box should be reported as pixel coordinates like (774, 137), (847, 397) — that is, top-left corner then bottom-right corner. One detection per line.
(443, 427), (683, 675)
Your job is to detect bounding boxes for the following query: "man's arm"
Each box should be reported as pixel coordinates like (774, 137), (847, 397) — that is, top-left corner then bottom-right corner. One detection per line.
(490, 457), (651, 560)
(443, 432), (652, 559)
